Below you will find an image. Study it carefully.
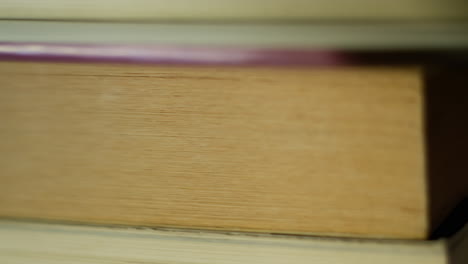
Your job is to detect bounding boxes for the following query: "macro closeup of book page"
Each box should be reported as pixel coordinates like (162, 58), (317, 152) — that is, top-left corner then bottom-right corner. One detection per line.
(0, 1), (467, 263)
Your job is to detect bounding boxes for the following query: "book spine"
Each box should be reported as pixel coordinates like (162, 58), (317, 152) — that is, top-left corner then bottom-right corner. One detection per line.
(0, 42), (348, 66)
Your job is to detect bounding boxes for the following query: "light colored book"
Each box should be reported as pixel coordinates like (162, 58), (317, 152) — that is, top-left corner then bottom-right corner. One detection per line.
(0, 219), (466, 264)
(1, 0), (468, 21)
(0, 61), (466, 239)
(0, 20), (468, 51)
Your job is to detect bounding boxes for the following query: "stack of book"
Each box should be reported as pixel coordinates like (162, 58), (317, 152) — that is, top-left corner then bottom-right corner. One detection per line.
(0, 1), (467, 263)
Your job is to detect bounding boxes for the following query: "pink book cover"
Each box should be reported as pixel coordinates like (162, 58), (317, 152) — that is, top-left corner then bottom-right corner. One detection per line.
(0, 42), (466, 66)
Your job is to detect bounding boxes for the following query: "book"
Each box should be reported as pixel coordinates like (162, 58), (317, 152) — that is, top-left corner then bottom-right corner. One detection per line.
(1, 0), (468, 21)
(0, 219), (466, 264)
(0, 61), (466, 239)
(1, 20), (468, 52)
